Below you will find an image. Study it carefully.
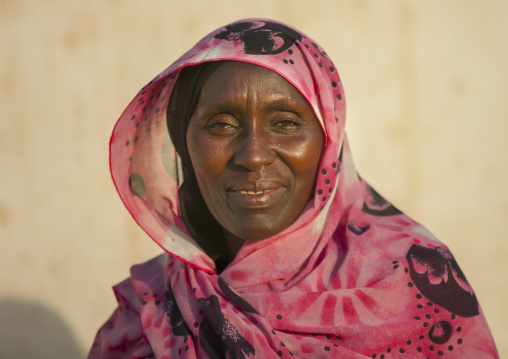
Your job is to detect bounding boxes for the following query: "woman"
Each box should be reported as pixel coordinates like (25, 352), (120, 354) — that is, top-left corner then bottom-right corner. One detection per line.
(89, 19), (498, 358)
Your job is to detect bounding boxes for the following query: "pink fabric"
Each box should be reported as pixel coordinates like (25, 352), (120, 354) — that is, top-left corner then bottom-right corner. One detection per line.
(89, 19), (498, 358)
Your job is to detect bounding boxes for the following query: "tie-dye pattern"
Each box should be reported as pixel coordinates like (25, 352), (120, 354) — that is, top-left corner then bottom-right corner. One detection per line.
(89, 19), (498, 358)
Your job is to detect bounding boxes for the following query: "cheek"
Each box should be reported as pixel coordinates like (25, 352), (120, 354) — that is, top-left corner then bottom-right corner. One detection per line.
(187, 132), (229, 201)
(296, 140), (324, 204)
(289, 136), (323, 183)
(188, 129), (218, 170)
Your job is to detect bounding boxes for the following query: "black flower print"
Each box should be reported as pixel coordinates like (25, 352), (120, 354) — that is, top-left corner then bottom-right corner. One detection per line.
(361, 183), (402, 216)
(163, 282), (192, 337)
(198, 295), (255, 359)
(215, 21), (303, 55)
(406, 244), (479, 317)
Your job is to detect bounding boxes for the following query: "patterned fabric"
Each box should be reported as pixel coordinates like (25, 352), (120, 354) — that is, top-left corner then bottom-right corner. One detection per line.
(89, 19), (498, 358)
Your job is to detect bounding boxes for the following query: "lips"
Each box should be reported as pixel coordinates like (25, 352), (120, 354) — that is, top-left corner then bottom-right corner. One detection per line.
(236, 189), (273, 195)
(228, 180), (285, 193)
(226, 181), (286, 209)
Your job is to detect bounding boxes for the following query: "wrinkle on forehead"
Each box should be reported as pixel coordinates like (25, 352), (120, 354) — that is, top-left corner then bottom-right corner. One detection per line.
(196, 62), (318, 124)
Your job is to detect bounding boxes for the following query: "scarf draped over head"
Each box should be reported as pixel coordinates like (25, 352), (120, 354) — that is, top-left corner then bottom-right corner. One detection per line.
(90, 19), (498, 358)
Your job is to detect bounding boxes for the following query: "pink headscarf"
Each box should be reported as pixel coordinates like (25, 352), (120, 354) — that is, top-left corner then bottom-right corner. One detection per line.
(89, 19), (498, 358)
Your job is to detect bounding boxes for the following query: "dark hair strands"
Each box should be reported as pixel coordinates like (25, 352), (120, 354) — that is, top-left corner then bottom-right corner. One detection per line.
(166, 61), (230, 271)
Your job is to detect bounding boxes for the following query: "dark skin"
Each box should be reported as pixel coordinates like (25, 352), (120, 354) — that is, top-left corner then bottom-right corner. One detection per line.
(186, 62), (324, 265)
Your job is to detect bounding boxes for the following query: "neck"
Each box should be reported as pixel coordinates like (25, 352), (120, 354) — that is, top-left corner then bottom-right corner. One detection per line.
(215, 230), (245, 273)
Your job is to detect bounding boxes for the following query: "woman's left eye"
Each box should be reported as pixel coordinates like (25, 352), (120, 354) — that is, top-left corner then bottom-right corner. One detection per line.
(273, 118), (300, 134)
(274, 119), (299, 131)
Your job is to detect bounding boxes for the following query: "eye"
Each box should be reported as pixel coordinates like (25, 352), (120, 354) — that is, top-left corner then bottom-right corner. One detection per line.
(276, 119), (298, 127)
(204, 114), (238, 135)
(209, 121), (233, 130)
(272, 117), (301, 133)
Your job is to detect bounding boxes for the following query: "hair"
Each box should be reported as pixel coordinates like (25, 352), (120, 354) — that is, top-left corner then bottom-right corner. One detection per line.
(166, 61), (230, 268)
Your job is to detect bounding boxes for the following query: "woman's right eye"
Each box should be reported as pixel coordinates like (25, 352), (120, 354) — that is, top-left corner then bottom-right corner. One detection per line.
(204, 116), (237, 134)
(209, 122), (233, 130)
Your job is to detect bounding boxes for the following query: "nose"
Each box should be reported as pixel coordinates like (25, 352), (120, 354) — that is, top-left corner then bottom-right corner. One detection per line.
(233, 129), (276, 171)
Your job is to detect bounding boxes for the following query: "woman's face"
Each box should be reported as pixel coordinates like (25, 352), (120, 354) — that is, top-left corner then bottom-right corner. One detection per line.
(186, 62), (324, 241)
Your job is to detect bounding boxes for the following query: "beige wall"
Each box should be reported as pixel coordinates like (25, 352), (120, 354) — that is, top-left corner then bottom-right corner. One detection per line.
(1, 0), (506, 357)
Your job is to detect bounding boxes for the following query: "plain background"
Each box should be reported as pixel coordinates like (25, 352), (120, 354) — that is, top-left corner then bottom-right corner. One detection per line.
(1, 0), (506, 357)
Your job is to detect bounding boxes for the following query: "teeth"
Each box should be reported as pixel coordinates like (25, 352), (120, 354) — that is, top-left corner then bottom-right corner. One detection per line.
(238, 190), (271, 195)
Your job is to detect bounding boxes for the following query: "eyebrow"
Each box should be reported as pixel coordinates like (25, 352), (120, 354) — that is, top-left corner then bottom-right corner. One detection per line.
(197, 94), (310, 118)
(270, 98), (310, 117)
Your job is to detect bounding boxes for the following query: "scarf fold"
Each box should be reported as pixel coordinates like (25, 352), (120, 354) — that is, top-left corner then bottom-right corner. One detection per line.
(90, 18), (498, 358)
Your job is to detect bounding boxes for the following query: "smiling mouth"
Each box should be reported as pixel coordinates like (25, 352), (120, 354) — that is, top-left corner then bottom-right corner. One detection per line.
(227, 187), (285, 209)
(236, 190), (274, 195)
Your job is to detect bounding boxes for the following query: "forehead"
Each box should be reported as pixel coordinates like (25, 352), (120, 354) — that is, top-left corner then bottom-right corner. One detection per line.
(197, 61), (312, 109)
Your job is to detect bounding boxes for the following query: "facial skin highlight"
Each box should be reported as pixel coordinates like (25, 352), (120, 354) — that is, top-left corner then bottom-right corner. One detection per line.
(186, 61), (324, 243)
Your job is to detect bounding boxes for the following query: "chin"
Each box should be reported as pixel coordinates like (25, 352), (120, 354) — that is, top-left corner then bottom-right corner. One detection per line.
(228, 220), (290, 242)
(218, 201), (301, 242)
